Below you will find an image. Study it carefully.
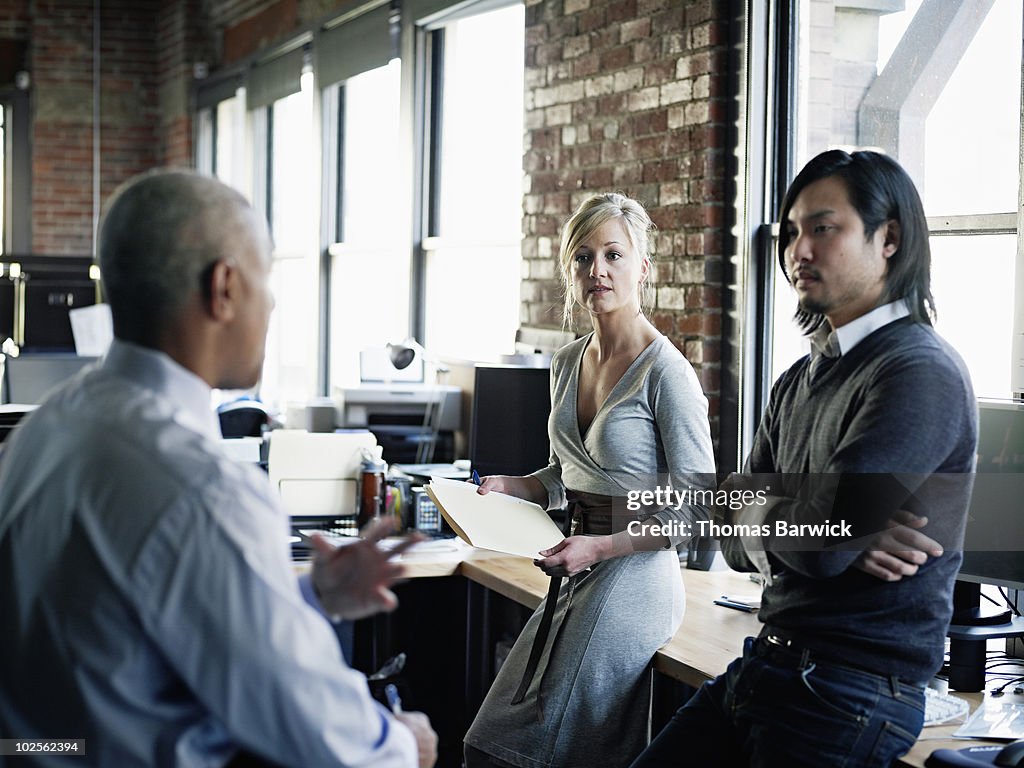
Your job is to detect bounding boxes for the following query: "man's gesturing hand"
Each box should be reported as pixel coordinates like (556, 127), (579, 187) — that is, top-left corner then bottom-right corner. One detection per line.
(311, 517), (424, 621)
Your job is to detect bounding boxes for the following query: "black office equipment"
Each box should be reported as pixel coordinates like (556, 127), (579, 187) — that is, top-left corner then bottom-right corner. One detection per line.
(217, 399), (270, 438)
(947, 398), (1024, 691)
(0, 404), (35, 444)
(958, 399), (1024, 591)
(469, 364), (551, 478)
(1, 255), (101, 352)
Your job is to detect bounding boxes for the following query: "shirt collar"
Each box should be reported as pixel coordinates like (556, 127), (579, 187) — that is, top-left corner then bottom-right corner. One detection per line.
(103, 339), (222, 441)
(812, 300), (911, 358)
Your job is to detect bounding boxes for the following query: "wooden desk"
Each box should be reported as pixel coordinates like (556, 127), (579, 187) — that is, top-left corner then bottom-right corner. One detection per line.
(388, 544), (1004, 768)
(454, 555), (760, 688)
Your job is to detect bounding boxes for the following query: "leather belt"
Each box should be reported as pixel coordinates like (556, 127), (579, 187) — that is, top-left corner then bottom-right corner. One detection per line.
(510, 490), (618, 707)
(757, 629), (905, 683)
(510, 503), (577, 706)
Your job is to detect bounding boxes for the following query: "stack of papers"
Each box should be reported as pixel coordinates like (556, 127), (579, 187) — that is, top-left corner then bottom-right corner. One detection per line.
(424, 477), (564, 558)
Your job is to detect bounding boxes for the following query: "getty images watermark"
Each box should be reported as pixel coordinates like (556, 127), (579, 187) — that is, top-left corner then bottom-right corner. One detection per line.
(624, 484), (853, 541)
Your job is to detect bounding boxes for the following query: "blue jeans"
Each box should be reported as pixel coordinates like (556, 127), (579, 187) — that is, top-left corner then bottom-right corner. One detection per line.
(631, 636), (925, 768)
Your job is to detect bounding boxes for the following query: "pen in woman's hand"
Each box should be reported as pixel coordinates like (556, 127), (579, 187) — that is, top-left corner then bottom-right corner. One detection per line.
(384, 682), (403, 714)
(471, 470), (482, 486)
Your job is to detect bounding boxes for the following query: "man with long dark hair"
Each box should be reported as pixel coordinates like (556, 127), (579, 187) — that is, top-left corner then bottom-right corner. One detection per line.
(632, 150), (977, 767)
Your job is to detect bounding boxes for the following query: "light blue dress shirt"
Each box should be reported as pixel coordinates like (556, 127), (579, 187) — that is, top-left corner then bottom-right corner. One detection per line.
(0, 340), (415, 767)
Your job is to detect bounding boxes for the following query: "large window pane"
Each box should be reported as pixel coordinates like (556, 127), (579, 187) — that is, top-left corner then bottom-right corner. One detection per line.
(769, 230), (1019, 399)
(875, 0), (1022, 215)
(771, 0), (1023, 400)
(262, 82), (319, 411)
(931, 234), (1016, 400)
(426, 3), (525, 360)
(215, 95), (245, 191)
(329, 61), (407, 388)
(797, 1), (1022, 208)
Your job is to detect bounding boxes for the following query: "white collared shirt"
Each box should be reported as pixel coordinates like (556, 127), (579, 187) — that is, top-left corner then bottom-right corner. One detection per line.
(821, 299), (911, 357)
(0, 339), (415, 767)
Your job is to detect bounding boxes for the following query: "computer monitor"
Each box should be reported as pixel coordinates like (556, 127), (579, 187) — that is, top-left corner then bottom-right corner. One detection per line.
(469, 364), (552, 478)
(2, 353), (99, 405)
(958, 398), (1024, 591)
(947, 398), (1024, 690)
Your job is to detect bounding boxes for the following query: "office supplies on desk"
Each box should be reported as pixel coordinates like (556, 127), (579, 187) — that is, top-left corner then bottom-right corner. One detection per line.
(714, 598), (758, 613)
(923, 686), (971, 727)
(268, 429), (379, 521)
(424, 477), (563, 558)
(392, 462), (470, 481)
(925, 744), (1011, 767)
(220, 436), (263, 463)
(69, 302), (113, 356)
(954, 694), (1024, 740)
(411, 487), (443, 533)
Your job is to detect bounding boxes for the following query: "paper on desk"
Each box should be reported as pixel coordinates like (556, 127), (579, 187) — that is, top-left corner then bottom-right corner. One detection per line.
(69, 303), (113, 357)
(954, 695), (1024, 740)
(424, 477), (564, 559)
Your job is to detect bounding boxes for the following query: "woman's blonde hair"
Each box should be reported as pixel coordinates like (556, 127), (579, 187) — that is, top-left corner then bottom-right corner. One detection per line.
(558, 192), (655, 329)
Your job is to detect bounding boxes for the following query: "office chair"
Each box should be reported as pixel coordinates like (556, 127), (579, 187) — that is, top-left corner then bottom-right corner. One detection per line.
(217, 399), (270, 438)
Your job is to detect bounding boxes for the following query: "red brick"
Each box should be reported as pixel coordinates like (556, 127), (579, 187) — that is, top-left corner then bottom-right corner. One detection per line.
(222, 0), (297, 64)
(596, 93), (627, 116)
(607, 0), (639, 24)
(599, 45), (632, 71)
(583, 167), (614, 188)
(578, 7), (607, 32)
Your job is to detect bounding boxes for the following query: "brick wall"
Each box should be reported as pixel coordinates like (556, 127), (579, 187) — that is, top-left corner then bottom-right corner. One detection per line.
(158, 0), (211, 167)
(17, 0), (210, 255)
(15, 0), (733, 437)
(520, 0), (729, 431)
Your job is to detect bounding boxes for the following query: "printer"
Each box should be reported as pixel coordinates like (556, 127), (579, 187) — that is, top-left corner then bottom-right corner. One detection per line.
(337, 382), (461, 464)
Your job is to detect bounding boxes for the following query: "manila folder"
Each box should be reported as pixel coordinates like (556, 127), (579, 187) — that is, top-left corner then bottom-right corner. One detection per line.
(425, 477), (564, 559)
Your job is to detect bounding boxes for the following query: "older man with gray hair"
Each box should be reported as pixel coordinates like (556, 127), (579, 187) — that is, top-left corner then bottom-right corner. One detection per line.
(0, 170), (437, 767)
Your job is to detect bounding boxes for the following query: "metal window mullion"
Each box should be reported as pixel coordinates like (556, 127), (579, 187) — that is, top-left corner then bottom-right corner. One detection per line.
(410, 27), (443, 343)
(336, 85), (346, 245)
(1015, 4), (1024, 398)
(265, 104), (274, 234)
(926, 213), (1017, 236)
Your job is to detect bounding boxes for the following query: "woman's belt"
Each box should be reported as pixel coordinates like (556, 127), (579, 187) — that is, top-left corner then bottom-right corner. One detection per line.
(509, 491), (616, 707)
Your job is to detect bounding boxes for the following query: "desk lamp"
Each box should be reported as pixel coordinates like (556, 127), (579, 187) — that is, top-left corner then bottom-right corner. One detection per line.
(387, 339), (448, 463)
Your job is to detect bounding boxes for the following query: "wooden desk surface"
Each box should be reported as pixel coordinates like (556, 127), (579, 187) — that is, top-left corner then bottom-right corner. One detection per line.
(389, 544), (1007, 768)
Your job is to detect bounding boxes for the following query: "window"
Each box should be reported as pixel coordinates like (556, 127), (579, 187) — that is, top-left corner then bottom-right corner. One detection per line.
(327, 60), (407, 388)
(193, 0), (527, 410)
(420, 2), (525, 360)
(262, 79), (320, 409)
(765, 0), (1023, 400)
(0, 89), (29, 256)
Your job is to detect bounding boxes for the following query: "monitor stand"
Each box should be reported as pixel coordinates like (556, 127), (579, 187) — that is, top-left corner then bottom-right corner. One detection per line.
(951, 581), (1012, 626)
(947, 581), (1024, 691)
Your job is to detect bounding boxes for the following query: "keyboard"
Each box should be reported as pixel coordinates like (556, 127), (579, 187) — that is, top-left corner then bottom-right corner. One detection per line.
(923, 686), (971, 726)
(296, 528), (464, 553)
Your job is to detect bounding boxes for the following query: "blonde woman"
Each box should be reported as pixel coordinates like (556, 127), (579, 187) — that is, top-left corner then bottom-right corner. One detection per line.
(464, 193), (716, 768)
